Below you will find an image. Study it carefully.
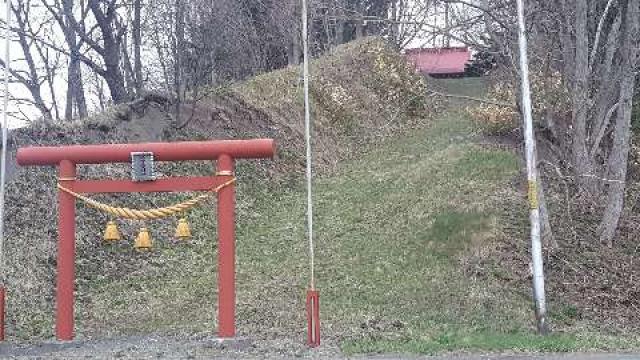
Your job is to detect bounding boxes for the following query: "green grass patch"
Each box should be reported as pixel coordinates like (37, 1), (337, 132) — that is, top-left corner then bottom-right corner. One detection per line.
(421, 210), (488, 258)
(341, 332), (582, 355)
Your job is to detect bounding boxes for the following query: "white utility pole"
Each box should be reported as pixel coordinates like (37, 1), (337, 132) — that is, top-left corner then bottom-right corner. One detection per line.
(0, 0), (12, 340)
(516, 0), (548, 334)
(1, 0), (12, 283)
(301, 0), (321, 347)
(301, 0), (315, 290)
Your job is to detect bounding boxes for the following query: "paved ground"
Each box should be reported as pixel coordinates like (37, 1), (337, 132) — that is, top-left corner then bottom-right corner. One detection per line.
(0, 335), (638, 359)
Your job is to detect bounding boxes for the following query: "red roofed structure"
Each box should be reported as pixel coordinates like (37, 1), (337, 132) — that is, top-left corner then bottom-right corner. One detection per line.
(405, 47), (471, 77)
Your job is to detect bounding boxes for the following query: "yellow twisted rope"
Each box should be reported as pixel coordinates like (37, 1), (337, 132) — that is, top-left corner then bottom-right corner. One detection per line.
(57, 178), (236, 220)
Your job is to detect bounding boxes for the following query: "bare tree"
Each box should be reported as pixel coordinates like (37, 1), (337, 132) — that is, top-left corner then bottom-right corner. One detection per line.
(2, 0), (60, 122)
(43, 0), (88, 120)
(47, 0), (130, 103)
(436, 0), (640, 244)
(596, 0), (640, 243)
(39, 0), (132, 104)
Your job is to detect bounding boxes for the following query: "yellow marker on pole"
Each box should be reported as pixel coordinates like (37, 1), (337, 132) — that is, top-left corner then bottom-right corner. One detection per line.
(528, 180), (538, 210)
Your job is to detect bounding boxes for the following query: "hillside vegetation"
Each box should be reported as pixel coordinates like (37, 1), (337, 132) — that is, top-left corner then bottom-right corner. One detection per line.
(6, 39), (640, 357)
(3, 38), (431, 341)
(468, 78), (640, 335)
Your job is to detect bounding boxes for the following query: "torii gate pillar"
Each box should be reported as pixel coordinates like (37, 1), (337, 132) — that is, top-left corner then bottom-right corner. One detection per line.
(57, 160), (77, 340)
(216, 154), (236, 338)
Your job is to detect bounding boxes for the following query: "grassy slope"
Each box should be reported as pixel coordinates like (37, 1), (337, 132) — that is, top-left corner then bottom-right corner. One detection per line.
(332, 79), (598, 354)
(80, 78), (638, 355)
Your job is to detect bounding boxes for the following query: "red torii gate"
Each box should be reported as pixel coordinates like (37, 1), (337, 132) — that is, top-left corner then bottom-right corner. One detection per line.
(15, 139), (275, 341)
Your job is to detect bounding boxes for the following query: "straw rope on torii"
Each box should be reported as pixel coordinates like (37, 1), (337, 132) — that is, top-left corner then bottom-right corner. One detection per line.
(57, 177), (236, 221)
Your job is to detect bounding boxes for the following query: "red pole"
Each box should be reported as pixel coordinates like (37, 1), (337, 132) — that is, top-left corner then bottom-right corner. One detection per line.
(217, 154), (235, 338)
(306, 290), (320, 347)
(57, 160), (76, 341)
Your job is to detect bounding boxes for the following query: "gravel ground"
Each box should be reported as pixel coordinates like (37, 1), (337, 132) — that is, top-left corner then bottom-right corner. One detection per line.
(0, 335), (638, 360)
(0, 334), (342, 359)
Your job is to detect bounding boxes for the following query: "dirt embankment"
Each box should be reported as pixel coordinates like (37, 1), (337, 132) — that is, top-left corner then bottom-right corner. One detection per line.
(3, 37), (434, 340)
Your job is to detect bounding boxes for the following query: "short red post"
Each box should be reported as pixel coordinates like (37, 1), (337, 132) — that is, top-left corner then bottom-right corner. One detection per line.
(217, 154), (236, 337)
(306, 290), (320, 347)
(57, 160), (76, 341)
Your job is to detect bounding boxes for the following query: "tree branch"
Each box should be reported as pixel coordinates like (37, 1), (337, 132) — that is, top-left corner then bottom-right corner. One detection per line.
(589, 0), (616, 70)
(427, 89), (515, 108)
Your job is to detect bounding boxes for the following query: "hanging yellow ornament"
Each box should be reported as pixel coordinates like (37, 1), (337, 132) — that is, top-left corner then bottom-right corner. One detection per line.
(103, 221), (121, 242)
(175, 218), (192, 239)
(134, 227), (152, 251)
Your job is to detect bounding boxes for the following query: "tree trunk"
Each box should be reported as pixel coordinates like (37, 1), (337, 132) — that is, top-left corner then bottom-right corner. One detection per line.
(571, 0), (597, 195)
(153, 30), (171, 93)
(121, 36), (136, 96)
(66, 47), (87, 119)
(443, 2), (450, 47)
(133, 0), (143, 94)
(174, 0), (185, 118)
(537, 178), (555, 248)
(31, 91), (54, 122)
(104, 68), (129, 104)
(101, 29), (128, 103)
(355, 19), (364, 38)
(72, 59), (87, 118)
(88, 0), (129, 103)
(95, 72), (106, 111)
(335, 18), (345, 46)
(390, 0), (400, 47)
(598, 0), (639, 246)
(288, 29), (301, 66)
(323, 12), (333, 50)
(65, 84), (73, 120)
(63, 0), (87, 120)
(355, 3), (366, 38)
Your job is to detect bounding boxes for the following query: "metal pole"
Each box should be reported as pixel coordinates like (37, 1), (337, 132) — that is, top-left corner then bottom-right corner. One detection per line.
(302, 0), (321, 347)
(0, 0), (11, 283)
(515, 0), (548, 335)
(0, 0), (13, 341)
(301, 0), (314, 290)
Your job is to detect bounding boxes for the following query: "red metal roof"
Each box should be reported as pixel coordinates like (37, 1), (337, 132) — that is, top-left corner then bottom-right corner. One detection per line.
(405, 47), (471, 75)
